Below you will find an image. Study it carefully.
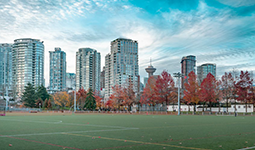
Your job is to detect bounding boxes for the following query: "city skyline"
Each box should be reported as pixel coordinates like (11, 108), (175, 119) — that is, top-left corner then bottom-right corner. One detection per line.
(0, 0), (255, 86)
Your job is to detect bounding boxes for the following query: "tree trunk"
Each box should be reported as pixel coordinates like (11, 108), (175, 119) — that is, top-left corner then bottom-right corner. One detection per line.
(218, 102), (220, 112)
(203, 103), (205, 112)
(193, 104), (196, 114)
(246, 101), (247, 114)
(210, 102), (212, 112)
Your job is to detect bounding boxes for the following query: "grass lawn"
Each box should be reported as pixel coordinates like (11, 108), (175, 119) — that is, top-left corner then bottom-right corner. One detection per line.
(0, 113), (255, 150)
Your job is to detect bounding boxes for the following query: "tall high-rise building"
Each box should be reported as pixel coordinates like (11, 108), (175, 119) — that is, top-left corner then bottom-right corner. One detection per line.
(12, 38), (44, 97)
(66, 73), (76, 91)
(49, 47), (66, 93)
(76, 48), (100, 92)
(105, 38), (139, 100)
(197, 63), (216, 85)
(0, 43), (12, 93)
(181, 55), (196, 88)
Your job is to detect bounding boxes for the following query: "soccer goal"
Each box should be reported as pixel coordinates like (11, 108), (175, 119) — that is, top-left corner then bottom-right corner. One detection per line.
(0, 106), (6, 116)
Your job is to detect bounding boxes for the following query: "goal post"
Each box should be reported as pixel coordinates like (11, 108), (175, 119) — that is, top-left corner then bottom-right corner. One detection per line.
(0, 106), (6, 116)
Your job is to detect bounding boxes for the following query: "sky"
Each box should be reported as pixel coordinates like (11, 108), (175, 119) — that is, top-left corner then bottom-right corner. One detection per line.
(0, 0), (255, 86)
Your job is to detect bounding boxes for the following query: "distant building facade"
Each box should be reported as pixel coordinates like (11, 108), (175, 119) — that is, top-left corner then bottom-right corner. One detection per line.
(197, 63), (216, 85)
(76, 48), (100, 92)
(12, 38), (44, 97)
(0, 43), (12, 93)
(49, 47), (66, 93)
(100, 66), (105, 90)
(66, 73), (76, 91)
(105, 38), (139, 100)
(181, 55), (196, 89)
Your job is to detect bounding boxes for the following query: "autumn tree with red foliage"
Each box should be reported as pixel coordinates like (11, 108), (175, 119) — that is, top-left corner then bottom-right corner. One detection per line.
(154, 71), (175, 111)
(215, 80), (223, 112)
(110, 85), (125, 110)
(94, 91), (103, 109)
(235, 71), (253, 113)
(183, 71), (200, 113)
(221, 72), (234, 112)
(140, 76), (158, 109)
(122, 79), (136, 111)
(200, 73), (217, 111)
(77, 88), (87, 109)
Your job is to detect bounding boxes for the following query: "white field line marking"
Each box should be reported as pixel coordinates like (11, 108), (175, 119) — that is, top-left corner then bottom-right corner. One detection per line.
(0, 128), (139, 138)
(0, 118), (127, 128)
(236, 146), (255, 150)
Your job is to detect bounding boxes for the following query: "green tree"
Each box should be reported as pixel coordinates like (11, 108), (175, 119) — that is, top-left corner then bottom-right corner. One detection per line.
(21, 83), (36, 108)
(36, 85), (50, 101)
(84, 88), (96, 110)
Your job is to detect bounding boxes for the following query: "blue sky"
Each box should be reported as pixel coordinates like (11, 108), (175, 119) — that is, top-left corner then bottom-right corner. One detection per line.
(0, 0), (255, 86)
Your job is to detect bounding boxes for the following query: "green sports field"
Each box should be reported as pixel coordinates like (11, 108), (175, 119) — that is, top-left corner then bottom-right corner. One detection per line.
(0, 113), (255, 150)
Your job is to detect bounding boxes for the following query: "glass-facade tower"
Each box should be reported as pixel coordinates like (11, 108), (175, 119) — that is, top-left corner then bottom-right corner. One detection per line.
(0, 43), (12, 93)
(49, 47), (66, 93)
(105, 38), (139, 100)
(12, 38), (44, 97)
(76, 48), (101, 92)
(197, 63), (216, 85)
(181, 55), (196, 89)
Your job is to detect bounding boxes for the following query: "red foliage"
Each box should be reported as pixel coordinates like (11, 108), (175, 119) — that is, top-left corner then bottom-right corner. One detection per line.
(183, 71), (200, 105)
(110, 84), (125, 110)
(122, 79), (136, 110)
(235, 71), (253, 113)
(140, 76), (157, 105)
(154, 71), (175, 105)
(200, 73), (217, 111)
(94, 91), (103, 108)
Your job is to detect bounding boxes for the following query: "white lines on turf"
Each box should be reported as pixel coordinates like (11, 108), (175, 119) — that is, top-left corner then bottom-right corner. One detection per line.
(0, 118), (128, 129)
(236, 146), (255, 150)
(0, 128), (139, 138)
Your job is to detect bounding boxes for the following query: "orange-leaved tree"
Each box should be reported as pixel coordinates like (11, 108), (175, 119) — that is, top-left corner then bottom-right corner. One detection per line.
(77, 88), (87, 110)
(94, 91), (103, 109)
(200, 73), (217, 111)
(183, 71), (200, 113)
(110, 84), (125, 110)
(140, 76), (158, 110)
(155, 71), (175, 111)
(53, 91), (70, 110)
(122, 79), (136, 111)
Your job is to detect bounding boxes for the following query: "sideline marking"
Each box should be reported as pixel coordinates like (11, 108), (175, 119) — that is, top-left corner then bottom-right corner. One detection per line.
(0, 118), (128, 128)
(237, 146), (255, 150)
(0, 128), (139, 138)
(65, 133), (210, 150)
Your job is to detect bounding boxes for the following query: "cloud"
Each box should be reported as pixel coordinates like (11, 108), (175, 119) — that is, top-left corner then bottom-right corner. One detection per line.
(0, 0), (255, 86)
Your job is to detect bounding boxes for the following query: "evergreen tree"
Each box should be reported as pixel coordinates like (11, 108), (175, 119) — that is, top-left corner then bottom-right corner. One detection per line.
(84, 88), (96, 110)
(36, 85), (50, 101)
(22, 83), (36, 108)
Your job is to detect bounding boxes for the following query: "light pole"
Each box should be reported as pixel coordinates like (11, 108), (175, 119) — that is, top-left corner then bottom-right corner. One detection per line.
(174, 72), (183, 116)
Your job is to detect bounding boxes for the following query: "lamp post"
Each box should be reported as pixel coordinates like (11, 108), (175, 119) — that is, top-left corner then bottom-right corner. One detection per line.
(173, 72), (183, 116)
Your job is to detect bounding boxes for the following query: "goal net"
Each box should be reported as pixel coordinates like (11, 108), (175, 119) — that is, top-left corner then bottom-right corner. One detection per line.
(0, 106), (6, 116)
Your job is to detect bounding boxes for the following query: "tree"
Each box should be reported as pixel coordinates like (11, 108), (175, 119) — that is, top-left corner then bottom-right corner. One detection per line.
(21, 83), (36, 108)
(154, 71), (175, 111)
(110, 85), (125, 110)
(53, 92), (69, 110)
(94, 91), (103, 109)
(77, 88), (87, 110)
(84, 88), (96, 110)
(200, 73), (217, 111)
(122, 79), (136, 111)
(183, 71), (200, 113)
(105, 99), (113, 110)
(221, 72), (234, 112)
(140, 76), (158, 111)
(36, 85), (50, 101)
(215, 80), (223, 112)
(235, 71), (253, 113)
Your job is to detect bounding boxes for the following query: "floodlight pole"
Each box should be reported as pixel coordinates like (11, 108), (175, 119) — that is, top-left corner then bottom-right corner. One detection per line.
(174, 72), (182, 116)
